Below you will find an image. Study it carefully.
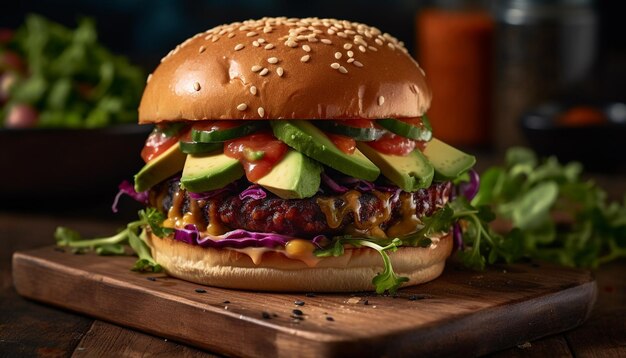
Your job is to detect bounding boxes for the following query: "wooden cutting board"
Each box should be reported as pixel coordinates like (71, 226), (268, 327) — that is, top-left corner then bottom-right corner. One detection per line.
(13, 246), (596, 358)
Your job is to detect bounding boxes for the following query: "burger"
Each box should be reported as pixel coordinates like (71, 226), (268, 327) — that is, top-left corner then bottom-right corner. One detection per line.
(131, 17), (476, 293)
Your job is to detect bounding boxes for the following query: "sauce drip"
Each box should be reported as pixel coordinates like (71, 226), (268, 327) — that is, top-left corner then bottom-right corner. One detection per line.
(387, 192), (422, 237)
(316, 190), (393, 238)
(224, 132), (288, 181)
(162, 186), (227, 235)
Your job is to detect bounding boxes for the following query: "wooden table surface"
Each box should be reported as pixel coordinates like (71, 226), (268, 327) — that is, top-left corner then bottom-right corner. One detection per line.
(1, 207), (624, 357)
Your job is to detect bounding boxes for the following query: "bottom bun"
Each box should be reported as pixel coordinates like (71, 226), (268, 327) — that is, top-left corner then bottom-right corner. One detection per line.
(146, 232), (452, 292)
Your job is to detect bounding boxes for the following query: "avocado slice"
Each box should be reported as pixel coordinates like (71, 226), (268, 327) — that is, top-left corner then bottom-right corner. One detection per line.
(256, 149), (322, 199)
(423, 138), (476, 179)
(181, 151), (244, 193)
(271, 120), (380, 181)
(357, 143), (434, 191)
(134, 143), (187, 192)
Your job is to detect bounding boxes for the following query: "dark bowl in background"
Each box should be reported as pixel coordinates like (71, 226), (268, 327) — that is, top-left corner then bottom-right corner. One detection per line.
(521, 102), (626, 173)
(0, 124), (152, 211)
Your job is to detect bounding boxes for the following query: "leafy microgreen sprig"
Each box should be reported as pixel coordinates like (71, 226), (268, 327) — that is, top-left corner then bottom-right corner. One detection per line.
(55, 208), (169, 272)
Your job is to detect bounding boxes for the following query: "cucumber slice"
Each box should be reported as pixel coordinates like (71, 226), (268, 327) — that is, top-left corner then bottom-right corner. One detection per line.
(179, 141), (221, 154)
(271, 120), (380, 181)
(377, 117), (432, 141)
(191, 121), (264, 143)
(314, 121), (385, 141)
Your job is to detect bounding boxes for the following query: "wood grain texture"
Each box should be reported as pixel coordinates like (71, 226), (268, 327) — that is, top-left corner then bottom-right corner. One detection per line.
(73, 321), (217, 358)
(12, 247), (597, 358)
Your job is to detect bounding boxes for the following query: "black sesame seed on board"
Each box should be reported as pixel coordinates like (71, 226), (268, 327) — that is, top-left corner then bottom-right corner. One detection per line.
(146, 277), (157, 282)
(222, 300), (230, 304)
(294, 300), (305, 306)
(326, 316), (335, 322)
(292, 309), (303, 316)
(262, 312), (271, 319)
(305, 293), (316, 297)
(363, 300), (369, 305)
(195, 289), (207, 293)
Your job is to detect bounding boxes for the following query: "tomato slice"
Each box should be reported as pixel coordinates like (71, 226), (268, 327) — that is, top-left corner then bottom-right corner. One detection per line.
(368, 132), (416, 156)
(224, 131), (288, 182)
(326, 133), (356, 154)
(141, 128), (184, 163)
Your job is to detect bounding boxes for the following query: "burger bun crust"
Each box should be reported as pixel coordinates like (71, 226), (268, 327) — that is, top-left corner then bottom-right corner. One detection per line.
(139, 17), (431, 123)
(146, 232), (452, 292)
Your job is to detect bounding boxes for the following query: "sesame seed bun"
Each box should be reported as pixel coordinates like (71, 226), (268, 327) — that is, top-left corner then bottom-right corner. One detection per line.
(139, 17), (431, 123)
(146, 232), (452, 292)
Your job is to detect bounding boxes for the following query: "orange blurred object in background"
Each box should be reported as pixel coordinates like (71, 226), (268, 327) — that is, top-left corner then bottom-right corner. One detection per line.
(416, 8), (494, 147)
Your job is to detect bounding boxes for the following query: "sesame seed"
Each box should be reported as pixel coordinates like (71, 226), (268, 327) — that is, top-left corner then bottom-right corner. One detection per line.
(330, 62), (340, 69)
(258, 38), (266, 44)
(267, 57), (278, 64)
(250, 86), (257, 95)
(193, 82), (201, 91)
(286, 41), (298, 48)
(251, 65), (262, 72)
(369, 46), (378, 52)
(388, 43), (395, 50)
(378, 96), (385, 106)
(263, 27), (272, 33)
(300, 55), (310, 62)
(347, 51), (354, 57)
(228, 33), (236, 38)
(321, 39), (332, 44)
(259, 68), (269, 76)
(212, 36), (219, 43)
(347, 58), (355, 63)
(258, 107), (265, 117)
(237, 103), (248, 111)
(359, 45), (366, 52)
(327, 29), (335, 35)
(339, 66), (348, 74)
(239, 25), (250, 31)
(246, 31), (258, 37)
(308, 37), (318, 42)
(253, 41), (260, 47)
(335, 52), (342, 59)
(337, 32), (347, 38)
(234, 44), (245, 51)
(343, 43), (352, 50)
(302, 44), (311, 52)
(264, 43), (275, 50)
(353, 60), (363, 67)
(199, 46), (206, 53)
(375, 38), (383, 45)
(146, 74), (152, 83)
(277, 67), (284, 77)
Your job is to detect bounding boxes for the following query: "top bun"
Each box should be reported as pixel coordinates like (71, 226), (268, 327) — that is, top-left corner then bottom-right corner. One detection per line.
(139, 17), (431, 123)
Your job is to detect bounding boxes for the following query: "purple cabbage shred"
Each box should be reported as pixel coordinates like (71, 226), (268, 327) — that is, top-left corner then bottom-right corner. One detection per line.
(173, 226), (298, 249)
(111, 180), (149, 213)
(239, 185), (267, 200)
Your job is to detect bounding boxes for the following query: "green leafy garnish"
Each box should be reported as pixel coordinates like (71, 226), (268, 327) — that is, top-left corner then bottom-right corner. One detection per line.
(469, 147), (626, 268)
(55, 208), (166, 272)
(1, 14), (144, 128)
(315, 236), (408, 294)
